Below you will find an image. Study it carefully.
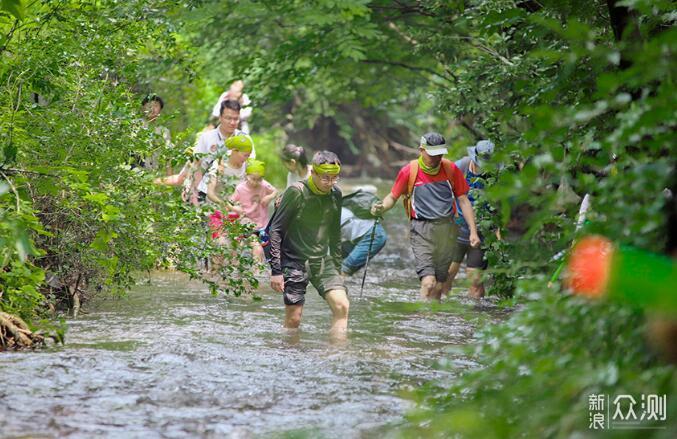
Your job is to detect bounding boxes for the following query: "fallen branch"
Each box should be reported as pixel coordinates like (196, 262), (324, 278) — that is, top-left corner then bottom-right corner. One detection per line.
(0, 311), (44, 350)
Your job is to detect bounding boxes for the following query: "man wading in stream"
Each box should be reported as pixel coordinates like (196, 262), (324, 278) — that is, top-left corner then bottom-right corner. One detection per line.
(268, 151), (350, 336)
(371, 132), (480, 300)
(442, 140), (497, 299)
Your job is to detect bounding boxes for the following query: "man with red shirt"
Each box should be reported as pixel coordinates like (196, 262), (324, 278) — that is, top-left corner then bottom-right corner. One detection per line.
(371, 132), (480, 300)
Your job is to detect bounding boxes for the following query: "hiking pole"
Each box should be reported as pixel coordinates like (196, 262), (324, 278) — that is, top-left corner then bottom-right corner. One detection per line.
(359, 217), (381, 299)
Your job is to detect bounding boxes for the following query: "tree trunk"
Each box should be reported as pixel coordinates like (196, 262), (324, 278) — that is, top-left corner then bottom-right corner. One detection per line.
(607, 0), (633, 42)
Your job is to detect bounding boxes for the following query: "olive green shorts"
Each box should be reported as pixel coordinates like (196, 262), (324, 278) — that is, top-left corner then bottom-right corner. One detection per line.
(410, 219), (458, 282)
(281, 258), (346, 306)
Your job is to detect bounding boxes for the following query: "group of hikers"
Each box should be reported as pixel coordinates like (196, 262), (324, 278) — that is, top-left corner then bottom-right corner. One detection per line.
(141, 80), (497, 337)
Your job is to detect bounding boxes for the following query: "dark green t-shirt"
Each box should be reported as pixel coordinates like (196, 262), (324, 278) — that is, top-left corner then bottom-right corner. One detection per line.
(268, 181), (342, 275)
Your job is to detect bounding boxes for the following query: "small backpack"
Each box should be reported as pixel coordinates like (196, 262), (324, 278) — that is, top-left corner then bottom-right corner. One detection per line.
(402, 159), (456, 218)
(342, 190), (381, 219)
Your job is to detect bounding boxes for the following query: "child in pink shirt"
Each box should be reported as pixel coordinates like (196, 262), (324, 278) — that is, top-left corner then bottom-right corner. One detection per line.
(231, 159), (277, 261)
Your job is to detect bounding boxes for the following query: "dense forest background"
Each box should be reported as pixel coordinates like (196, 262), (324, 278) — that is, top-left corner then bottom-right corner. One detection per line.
(1, 0), (675, 436)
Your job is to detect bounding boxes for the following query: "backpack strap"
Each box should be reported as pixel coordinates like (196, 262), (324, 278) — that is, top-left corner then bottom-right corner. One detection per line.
(291, 181), (306, 193)
(295, 180), (340, 218)
(402, 159), (419, 219)
(402, 159), (457, 219)
(293, 181), (309, 222)
(441, 158), (462, 217)
(265, 181), (306, 235)
(407, 160), (419, 197)
(440, 158), (456, 193)
(332, 187), (342, 211)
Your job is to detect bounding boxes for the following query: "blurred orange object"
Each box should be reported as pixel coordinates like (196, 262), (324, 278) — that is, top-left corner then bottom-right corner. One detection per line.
(566, 235), (614, 298)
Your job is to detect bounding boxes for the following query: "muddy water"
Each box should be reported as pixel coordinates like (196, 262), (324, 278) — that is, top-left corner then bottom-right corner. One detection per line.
(0, 194), (509, 438)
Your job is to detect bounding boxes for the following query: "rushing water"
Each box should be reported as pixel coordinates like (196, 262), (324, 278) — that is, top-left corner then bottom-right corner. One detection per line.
(0, 191), (510, 438)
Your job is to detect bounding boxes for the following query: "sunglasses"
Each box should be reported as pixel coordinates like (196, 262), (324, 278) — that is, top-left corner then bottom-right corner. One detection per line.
(319, 175), (340, 184)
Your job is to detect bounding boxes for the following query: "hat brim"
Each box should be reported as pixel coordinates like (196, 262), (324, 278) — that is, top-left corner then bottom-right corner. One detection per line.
(424, 146), (448, 156)
(467, 146), (480, 165)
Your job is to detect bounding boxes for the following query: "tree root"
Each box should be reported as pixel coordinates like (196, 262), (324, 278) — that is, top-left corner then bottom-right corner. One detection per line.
(0, 312), (44, 350)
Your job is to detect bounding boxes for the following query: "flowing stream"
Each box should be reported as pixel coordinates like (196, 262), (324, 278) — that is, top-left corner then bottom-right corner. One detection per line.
(0, 191), (510, 438)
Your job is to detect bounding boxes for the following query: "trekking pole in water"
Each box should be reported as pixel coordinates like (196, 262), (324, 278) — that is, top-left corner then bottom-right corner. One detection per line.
(359, 217), (381, 299)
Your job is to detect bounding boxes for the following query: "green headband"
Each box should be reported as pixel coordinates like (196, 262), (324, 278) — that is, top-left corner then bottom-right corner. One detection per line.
(226, 134), (253, 153)
(312, 163), (341, 175)
(246, 159), (265, 176)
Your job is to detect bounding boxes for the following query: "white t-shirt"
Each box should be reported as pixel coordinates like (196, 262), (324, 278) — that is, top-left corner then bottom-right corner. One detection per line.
(194, 126), (227, 174)
(340, 207), (376, 243)
(198, 158), (246, 195)
(285, 165), (312, 188)
(194, 127), (254, 182)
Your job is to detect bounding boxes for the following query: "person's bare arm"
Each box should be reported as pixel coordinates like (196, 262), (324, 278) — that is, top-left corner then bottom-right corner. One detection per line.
(207, 187), (236, 213)
(371, 193), (398, 216)
(190, 159), (203, 194)
(207, 176), (236, 212)
(206, 178), (223, 205)
(154, 163), (189, 186)
(154, 173), (184, 186)
(227, 195), (244, 215)
(457, 195), (480, 247)
(261, 190), (278, 206)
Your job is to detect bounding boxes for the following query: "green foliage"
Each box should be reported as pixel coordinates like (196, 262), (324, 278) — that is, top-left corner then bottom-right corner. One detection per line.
(180, 0), (450, 143)
(188, 0), (673, 434)
(251, 129), (289, 189)
(1, 1), (674, 434)
(0, 0), (259, 328)
(1, 0), (24, 20)
(403, 286), (676, 437)
(0, 183), (46, 321)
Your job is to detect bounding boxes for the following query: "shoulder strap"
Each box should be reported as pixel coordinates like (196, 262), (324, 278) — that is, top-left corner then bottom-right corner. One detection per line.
(266, 181), (306, 233)
(292, 181), (306, 193)
(292, 181), (308, 222)
(331, 187), (342, 209)
(407, 160), (418, 197)
(402, 160), (419, 219)
(331, 189), (343, 226)
(441, 158), (455, 193)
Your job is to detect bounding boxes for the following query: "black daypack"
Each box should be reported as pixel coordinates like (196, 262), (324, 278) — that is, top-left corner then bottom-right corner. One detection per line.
(342, 190), (380, 219)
